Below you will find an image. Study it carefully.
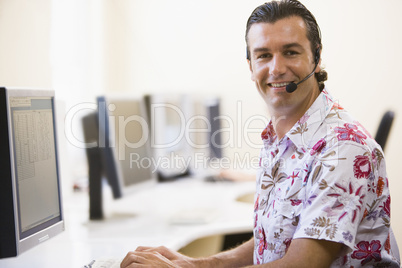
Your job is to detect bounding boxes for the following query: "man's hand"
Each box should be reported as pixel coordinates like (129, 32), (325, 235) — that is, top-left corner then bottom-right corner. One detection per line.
(121, 238), (254, 268)
(120, 246), (198, 268)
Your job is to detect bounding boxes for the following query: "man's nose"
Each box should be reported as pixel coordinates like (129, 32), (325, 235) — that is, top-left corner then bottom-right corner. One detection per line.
(269, 55), (286, 77)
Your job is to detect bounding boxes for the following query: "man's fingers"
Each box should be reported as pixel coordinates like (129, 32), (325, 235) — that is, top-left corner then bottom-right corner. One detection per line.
(120, 250), (177, 268)
(135, 246), (153, 252)
(121, 251), (149, 267)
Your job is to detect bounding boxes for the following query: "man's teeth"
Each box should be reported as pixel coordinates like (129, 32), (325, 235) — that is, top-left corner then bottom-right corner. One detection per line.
(271, 82), (290, 87)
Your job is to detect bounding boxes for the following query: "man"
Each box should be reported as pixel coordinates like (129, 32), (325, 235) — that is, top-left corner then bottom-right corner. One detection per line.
(121, 0), (400, 267)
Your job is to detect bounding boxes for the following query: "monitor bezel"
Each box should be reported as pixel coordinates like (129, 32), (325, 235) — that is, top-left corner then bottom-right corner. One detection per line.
(3, 87), (65, 257)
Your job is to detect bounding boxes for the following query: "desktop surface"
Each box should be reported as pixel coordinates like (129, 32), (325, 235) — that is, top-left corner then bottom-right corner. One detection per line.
(0, 177), (255, 268)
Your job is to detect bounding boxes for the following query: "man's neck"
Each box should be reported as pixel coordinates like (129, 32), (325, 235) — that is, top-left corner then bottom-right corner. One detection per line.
(270, 90), (321, 140)
(271, 112), (300, 140)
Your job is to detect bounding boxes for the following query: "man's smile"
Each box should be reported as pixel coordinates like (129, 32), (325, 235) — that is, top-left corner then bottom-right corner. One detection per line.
(268, 82), (292, 88)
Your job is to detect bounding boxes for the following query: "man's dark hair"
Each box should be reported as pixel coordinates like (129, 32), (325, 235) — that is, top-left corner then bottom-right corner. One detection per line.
(245, 0), (327, 91)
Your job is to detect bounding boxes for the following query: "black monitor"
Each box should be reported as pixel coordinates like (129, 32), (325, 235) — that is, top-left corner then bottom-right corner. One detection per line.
(206, 98), (223, 159)
(82, 96), (157, 220)
(0, 87), (64, 258)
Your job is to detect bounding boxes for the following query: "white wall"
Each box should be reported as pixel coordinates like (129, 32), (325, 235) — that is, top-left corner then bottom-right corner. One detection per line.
(0, 0), (52, 88)
(1, 0), (401, 250)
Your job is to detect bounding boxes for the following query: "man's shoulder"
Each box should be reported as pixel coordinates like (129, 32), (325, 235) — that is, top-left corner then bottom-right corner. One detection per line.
(322, 104), (376, 148)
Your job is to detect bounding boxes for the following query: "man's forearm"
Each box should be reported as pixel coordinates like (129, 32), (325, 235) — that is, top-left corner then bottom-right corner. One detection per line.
(196, 238), (254, 268)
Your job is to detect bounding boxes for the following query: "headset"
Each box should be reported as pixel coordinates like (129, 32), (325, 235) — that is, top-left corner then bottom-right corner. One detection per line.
(285, 47), (320, 93)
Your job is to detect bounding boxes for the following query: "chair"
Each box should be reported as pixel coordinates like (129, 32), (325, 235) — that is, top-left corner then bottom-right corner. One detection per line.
(374, 110), (395, 151)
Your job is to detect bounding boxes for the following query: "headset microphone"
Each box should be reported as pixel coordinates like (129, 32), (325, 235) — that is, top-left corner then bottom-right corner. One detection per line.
(285, 47), (321, 93)
(285, 65), (317, 93)
(285, 82), (298, 93)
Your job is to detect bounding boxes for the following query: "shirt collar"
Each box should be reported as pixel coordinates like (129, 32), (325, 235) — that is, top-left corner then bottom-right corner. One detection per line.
(261, 88), (336, 150)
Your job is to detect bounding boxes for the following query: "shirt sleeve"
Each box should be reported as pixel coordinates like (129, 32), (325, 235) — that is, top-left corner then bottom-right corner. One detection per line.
(292, 139), (390, 252)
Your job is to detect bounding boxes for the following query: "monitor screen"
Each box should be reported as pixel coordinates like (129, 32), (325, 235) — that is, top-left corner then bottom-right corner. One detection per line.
(0, 87), (64, 258)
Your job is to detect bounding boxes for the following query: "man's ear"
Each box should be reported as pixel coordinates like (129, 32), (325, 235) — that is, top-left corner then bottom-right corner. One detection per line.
(248, 59), (256, 81)
(315, 60), (322, 73)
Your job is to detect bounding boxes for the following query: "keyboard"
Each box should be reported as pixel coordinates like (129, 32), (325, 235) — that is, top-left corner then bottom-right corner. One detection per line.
(204, 174), (233, 182)
(83, 257), (122, 268)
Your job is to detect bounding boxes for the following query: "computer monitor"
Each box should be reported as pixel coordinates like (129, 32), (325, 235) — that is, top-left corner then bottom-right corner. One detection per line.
(144, 94), (194, 180)
(82, 96), (157, 220)
(144, 94), (223, 180)
(0, 87), (64, 258)
(205, 97), (223, 159)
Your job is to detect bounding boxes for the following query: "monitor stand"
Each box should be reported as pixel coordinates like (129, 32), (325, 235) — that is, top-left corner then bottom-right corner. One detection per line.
(86, 147), (104, 220)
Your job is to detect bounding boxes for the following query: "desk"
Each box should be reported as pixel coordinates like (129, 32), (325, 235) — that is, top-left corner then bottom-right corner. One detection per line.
(0, 178), (255, 268)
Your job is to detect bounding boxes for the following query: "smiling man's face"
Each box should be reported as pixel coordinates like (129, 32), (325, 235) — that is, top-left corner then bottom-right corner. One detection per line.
(247, 16), (321, 117)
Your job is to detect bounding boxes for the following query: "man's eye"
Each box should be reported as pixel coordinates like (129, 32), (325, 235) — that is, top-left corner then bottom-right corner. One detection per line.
(285, 50), (299, 56)
(257, 53), (271, 59)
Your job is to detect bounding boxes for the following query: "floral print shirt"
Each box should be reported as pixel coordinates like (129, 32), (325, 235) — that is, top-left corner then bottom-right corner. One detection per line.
(253, 89), (400, 267)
